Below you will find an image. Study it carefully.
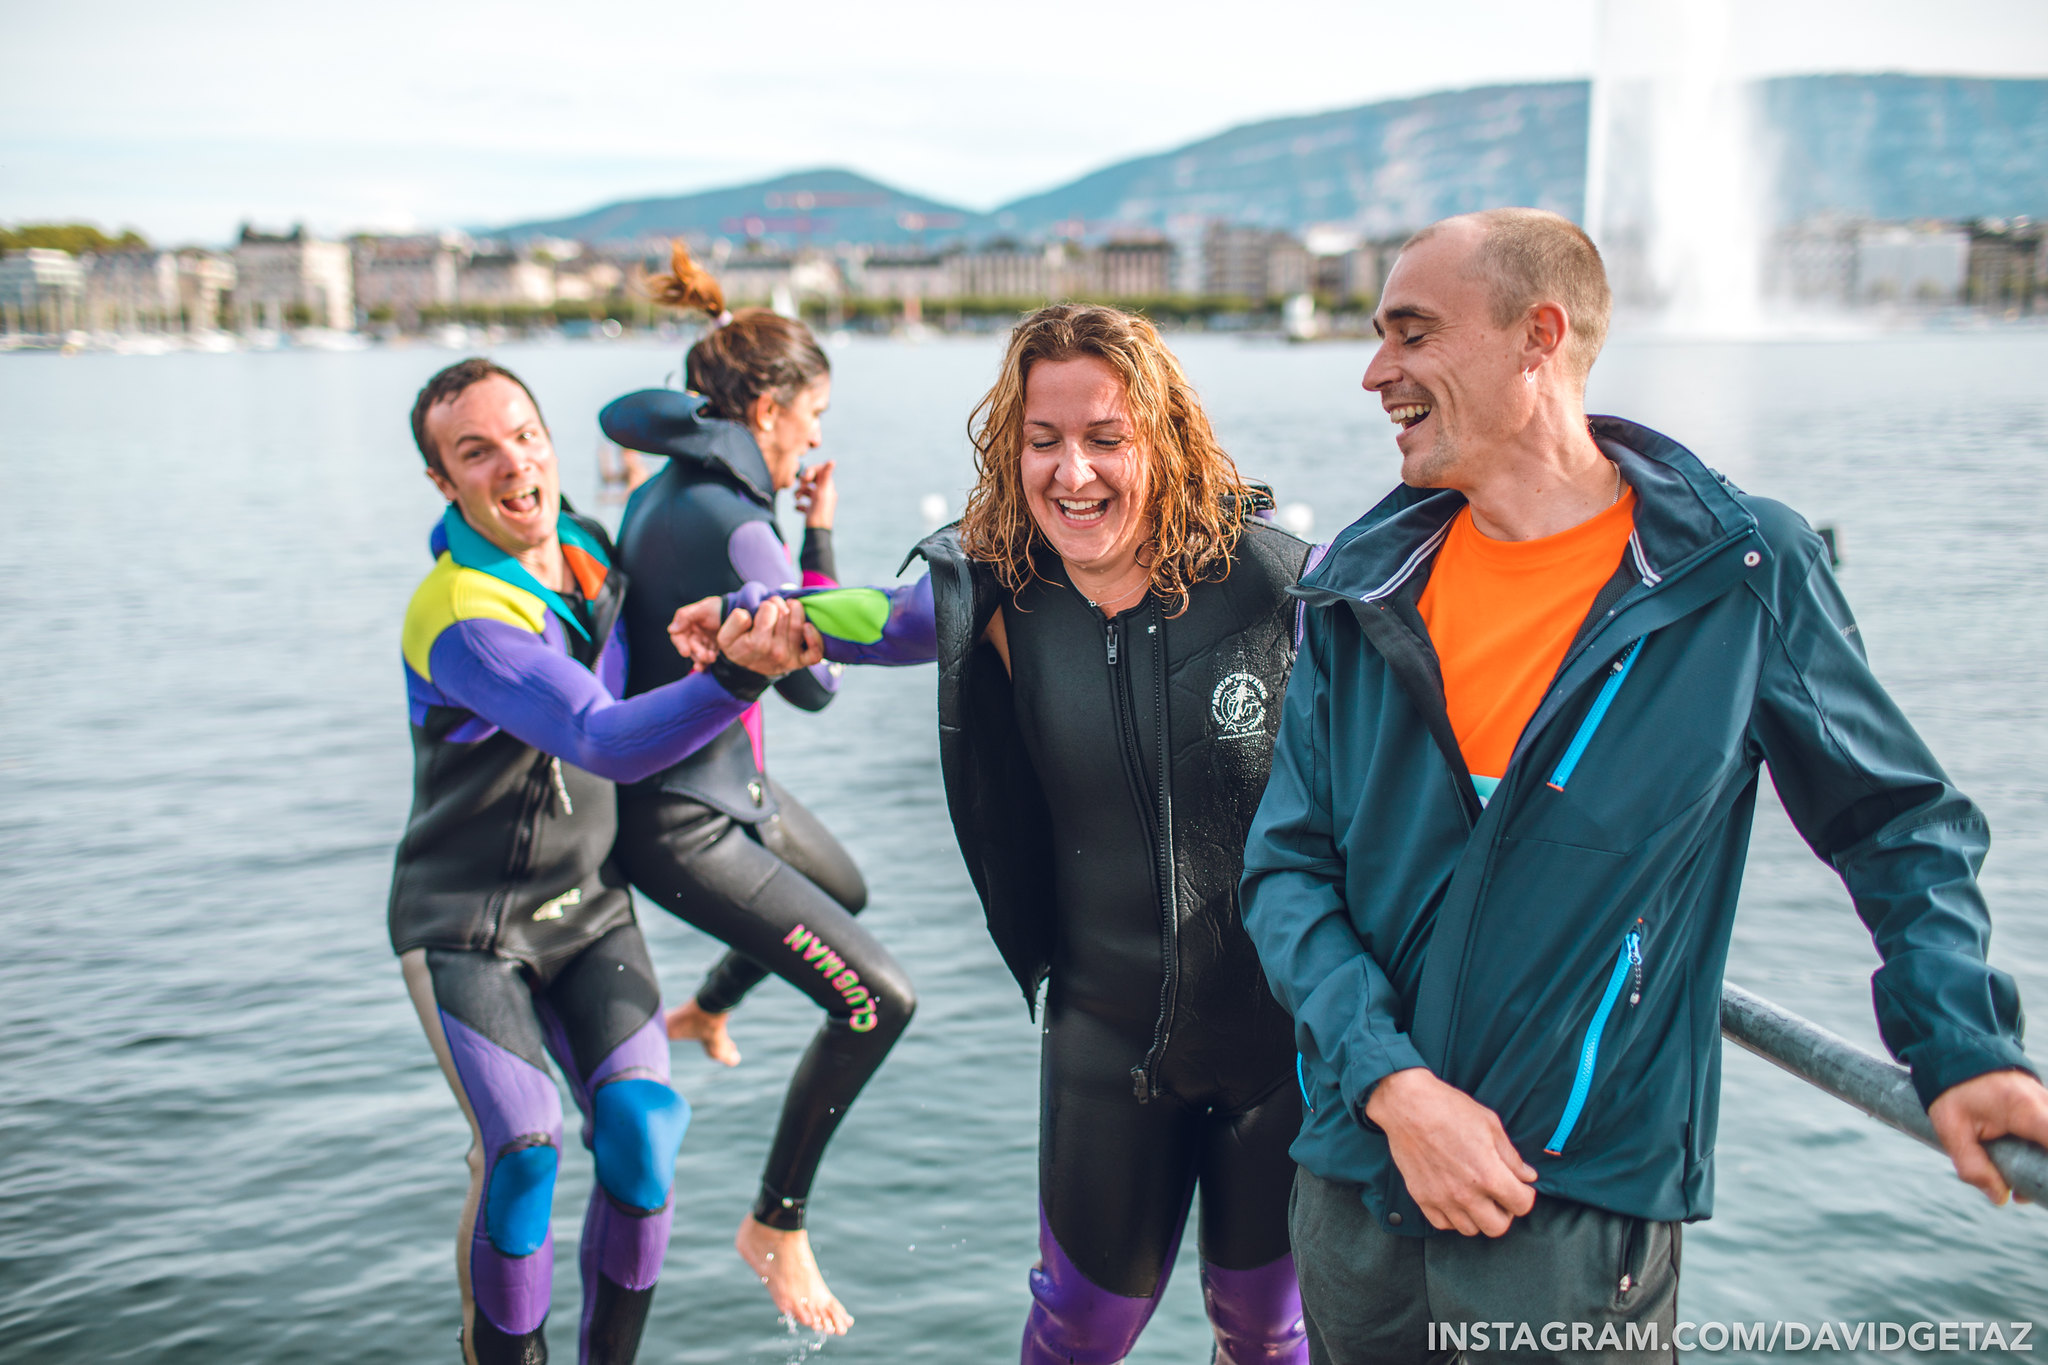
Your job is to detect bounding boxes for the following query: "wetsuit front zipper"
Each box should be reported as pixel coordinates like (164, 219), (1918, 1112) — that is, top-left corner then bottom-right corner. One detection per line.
(490, 753), (556, 947)
(1103, 608), (1180, 1102)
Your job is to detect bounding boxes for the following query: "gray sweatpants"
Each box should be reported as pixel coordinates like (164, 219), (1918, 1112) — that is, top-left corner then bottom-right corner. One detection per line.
(1289, 1168), (1679, 1365)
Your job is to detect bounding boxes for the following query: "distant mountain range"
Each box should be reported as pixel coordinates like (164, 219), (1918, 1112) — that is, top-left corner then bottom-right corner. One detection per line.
(497, 167), (970, 250)
(1760, 75), (2048, 224)
(487, 74), (2048, 249)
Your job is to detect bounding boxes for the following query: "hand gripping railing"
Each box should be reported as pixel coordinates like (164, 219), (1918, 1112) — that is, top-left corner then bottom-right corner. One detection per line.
(1721, 982), (2048, 1206)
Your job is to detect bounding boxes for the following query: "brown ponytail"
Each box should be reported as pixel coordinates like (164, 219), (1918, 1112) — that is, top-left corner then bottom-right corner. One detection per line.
(646, 239), (831, 424)
(645, 238), (726, 319)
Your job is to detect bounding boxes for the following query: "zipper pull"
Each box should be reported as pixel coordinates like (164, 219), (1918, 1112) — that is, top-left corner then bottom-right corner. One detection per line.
(550, 757), (574, 815)
(1105, 621), (1120, 666)
(1627, 930), (1643, 1006)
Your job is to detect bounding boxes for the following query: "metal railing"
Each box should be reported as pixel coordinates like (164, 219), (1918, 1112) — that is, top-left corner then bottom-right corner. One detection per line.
(1721, 983), (2048, 1206)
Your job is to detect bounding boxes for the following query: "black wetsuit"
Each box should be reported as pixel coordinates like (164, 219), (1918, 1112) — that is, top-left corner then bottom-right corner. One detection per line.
(602, 387), (915, 1232)
(908, 513), (1311, 1361)
(1007, 556), (1303, 1293)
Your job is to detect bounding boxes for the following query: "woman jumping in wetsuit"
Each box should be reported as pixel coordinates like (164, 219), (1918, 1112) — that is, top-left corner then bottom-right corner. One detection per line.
(681, 304), (1312, 1363)
(597, 243), (914, 1336)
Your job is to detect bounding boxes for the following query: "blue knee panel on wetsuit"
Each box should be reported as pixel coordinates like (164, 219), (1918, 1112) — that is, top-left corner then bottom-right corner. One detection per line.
(485, 1143), (559, 1257)
(592, 1078), (690, 1212)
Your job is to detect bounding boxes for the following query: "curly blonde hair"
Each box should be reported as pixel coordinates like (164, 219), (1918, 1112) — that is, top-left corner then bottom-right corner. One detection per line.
(959, 304), (1253, 615)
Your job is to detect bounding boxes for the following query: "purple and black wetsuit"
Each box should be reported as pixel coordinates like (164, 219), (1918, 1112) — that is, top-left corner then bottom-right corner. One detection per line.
(776, 504), (1312, 1365)
(601, 389), (915, 1237)
(390, 502), (774, 1365)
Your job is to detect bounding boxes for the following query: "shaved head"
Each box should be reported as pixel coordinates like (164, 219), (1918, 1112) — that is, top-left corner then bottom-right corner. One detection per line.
(1402, 209), (1612, 377)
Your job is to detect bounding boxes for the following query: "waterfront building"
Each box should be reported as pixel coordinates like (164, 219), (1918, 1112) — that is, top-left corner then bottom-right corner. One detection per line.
(1303, 227), (1387, 305)
(353, 233), (468, 326)
(231, 226), (353, 331)
(0, 248), (86, 334)
(178, 251), (236, 332)
(1853, 224), (1969, 305)
(460, 250), (556, 309)
(713, 248), (843, 309)
(1765, 217), (1859, 303)
(951, 242), (1061, 300)
(714, 249), (795, 305)
(1768, 217), (1983, 308)
(83, 250), (180, 332)
(1966, 219), (2043, 314)
(855, 250), (955, 302)
(552, 256), (624, 304)
(1077, 238), (1175, 299)
(1201, 224), (1310, 301)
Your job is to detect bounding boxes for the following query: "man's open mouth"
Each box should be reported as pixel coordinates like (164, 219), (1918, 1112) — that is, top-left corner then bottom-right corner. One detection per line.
(500, 486), (542, 516)
(1388, 403), (1432, 431)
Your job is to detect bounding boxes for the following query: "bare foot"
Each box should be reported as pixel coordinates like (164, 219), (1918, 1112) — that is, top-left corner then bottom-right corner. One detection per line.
(735, 1216), (854, 1336)
(665, 1000), (740, 1066)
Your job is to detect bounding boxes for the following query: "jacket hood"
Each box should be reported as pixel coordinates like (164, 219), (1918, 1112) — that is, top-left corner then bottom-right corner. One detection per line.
(1298, 416), (1757, 607)
(599, 388), (775, 506)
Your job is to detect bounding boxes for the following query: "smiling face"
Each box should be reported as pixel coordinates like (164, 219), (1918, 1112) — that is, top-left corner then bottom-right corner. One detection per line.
(750, 375), (832, 490)
(1019, 355), (1153, 585)
(1363, 221), (1531, 489)
(423, 375), (560, 557)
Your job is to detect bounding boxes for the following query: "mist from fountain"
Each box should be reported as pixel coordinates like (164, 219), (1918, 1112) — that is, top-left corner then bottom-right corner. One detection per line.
(1586, 0), (1768, 336)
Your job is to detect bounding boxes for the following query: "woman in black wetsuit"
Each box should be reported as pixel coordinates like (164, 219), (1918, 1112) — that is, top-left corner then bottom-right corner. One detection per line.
(684, 304), (1313, 1363)
(599, 243), (913, 1336)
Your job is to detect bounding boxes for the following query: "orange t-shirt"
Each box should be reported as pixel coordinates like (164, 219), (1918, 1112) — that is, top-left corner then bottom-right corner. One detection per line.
(1416, 490), (1637, 801)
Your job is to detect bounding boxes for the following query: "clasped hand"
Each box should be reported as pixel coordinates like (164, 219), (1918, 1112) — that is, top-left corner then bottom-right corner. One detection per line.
(667, 595), (823, 677)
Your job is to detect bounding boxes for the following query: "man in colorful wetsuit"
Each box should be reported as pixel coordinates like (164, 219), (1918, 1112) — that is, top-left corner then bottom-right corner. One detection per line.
(1238, 210), (2048, 1363)
(388, 358), (820, 1365)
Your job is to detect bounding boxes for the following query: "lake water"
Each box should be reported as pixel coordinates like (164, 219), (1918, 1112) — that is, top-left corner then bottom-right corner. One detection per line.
(3, 327), (2047, 1362)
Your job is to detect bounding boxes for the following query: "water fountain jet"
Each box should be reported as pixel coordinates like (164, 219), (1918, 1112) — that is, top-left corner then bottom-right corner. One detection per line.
(1586, 0), (1768, 336)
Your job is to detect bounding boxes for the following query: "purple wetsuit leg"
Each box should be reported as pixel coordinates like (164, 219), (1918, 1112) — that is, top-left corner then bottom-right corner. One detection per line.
(542, 1000), (683, 1365)
(1202, 1256), (1308, 1365)
(439, 1011), (564, 1341)
(1021, 1203), (1180, 1365)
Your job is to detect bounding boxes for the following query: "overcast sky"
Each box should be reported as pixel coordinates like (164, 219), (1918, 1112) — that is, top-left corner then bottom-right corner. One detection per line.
(3, 0), (2043, 245)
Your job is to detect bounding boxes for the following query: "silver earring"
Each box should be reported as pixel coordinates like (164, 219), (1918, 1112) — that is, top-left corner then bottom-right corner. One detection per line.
(1523, 368), (1536, 386)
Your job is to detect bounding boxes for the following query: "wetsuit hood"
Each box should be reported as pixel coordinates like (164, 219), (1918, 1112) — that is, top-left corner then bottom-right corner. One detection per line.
(599, 388), (775, 507)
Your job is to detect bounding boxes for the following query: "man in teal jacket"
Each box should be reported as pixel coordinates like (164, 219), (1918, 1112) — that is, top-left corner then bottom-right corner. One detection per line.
(1239, 208), (2048, 1363)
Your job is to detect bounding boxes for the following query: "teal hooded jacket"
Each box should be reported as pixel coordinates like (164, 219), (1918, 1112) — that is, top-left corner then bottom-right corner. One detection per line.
(1240, 416), (2031, 1235)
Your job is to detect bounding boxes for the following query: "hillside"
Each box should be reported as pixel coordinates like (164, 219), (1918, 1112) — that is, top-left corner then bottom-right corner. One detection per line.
(1760, 74), (2048, 223)
(489, 167), (973, 248)
(483, 75), (2048, 248)
(986, 82), (1590, 240)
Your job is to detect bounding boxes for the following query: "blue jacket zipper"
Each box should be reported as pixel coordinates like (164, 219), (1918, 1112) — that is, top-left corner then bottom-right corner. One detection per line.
(1546, 637), (1646, 792)
(1543, 929), (1643, 1156)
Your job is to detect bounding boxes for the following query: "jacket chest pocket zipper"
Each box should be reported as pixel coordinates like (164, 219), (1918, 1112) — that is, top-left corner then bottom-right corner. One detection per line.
(1546, 637), (1645, 792)
(1543, 928), (1643, 1156)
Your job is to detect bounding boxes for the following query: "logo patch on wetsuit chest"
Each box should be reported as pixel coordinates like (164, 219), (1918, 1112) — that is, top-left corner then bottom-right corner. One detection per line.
(1211, 672), (1268, 740)
(532, 887), (582, 921)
